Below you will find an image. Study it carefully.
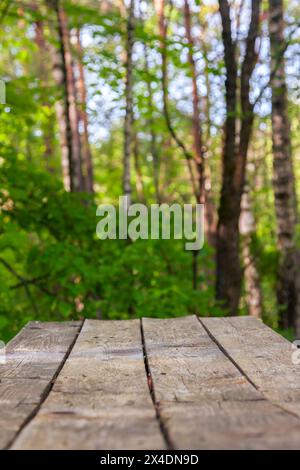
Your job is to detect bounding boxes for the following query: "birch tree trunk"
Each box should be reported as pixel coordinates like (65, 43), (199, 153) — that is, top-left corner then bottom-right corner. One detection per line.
(143, 42), (160, 203)
(133, 130), (146, 203)
(74, 28), (94, 193)
(123, 0), (135, 204)
(200, 17), (217, 248)
(240, 182), (263, 318)
(269, 0), (300, 335)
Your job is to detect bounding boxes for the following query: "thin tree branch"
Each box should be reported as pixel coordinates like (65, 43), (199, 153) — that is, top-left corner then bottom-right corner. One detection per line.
(253, 20), (300, 107)
(10, 273), (50, 290)
(0, 257), (40, 315)
(154, 0), (199, 201)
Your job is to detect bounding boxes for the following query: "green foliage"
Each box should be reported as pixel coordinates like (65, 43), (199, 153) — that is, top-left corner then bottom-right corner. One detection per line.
(0, 0), (299, 343)
(0, 156), (222, 342)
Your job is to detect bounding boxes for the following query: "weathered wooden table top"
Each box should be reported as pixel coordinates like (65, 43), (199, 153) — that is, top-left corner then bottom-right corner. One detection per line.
(1, 315), (299, 450)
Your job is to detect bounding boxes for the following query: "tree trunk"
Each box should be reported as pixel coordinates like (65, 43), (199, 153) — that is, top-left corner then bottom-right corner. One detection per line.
(183, 0), (217, 248)
(133, 130), (146, 203)
(74, 28), (94, 193)
(216, 0), (261, 315)
(55, 101), (71, 190)
(58, 6), (83, 192)
(201, 19), (217, 247)
(143, 42), (160, 203)
(183, 0), (205, 205)
(46, 0), (83, 192)
(269, 0), (300, 334)
(34, 19), (55, 173)
(46, 0), (71, 190)
(123, 0), (135, 204)
(216, 0), (240, 314)
(240, 183), (263, 318)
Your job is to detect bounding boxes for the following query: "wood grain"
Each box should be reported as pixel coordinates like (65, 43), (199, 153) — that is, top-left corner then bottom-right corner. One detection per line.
(6, 317), (300, 450)
(202, 316), (300, 418)
(0, 321), (81, 449)
(142, 315), (300, 449)
(12, 320), (165, 450)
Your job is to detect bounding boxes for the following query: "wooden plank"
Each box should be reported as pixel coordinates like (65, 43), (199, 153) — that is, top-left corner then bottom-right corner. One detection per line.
(12, 320), (165, 450)
(1, 321), (81, 380)
(0, 321), (82, 449)
(202, 316), (300, 418)
(142, 315), (300, 449)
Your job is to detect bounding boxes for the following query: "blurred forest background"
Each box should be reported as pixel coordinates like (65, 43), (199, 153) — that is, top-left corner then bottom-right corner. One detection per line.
(0, 0), (299, 342)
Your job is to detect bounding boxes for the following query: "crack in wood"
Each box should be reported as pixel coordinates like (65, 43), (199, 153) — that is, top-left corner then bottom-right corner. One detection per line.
(140, 319), (174, 450)
(198, 316), (300, 423)
(6, 320), (84, 449)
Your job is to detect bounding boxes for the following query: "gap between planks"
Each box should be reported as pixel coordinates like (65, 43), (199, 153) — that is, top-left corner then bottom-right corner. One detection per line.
(142, 315), (300, 449)
(7, 316), (300, 450)
(139, 319), (174, 450)
(10, 319), (166, 450)
(7, 320), (84, 449)
(197, 316), (299, 422)
(198, 316), (260, 391)
(200, 316), (300, 422)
